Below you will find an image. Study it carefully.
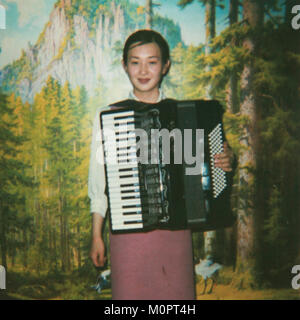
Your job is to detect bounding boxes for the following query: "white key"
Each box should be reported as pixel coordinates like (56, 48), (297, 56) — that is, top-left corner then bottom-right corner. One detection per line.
(115, 140), (137, 148)
(111, 213), (142, 222)
(106, 163), (138, 171)
(116, 154), (137, 162)
(103, 118), (135, 126)
(109, 192), (140, 200)
(102, 124), (136, 132)
(115, 207), (142, 214)
(107, 170), (138, 178)
(102, 111), (134, 119)
(112, 202), (141, 208)
(110, 199), (141, 208)
(111, 223), (143, 231)
(108, 185), (140, 193)
(108, 177), (139, 185)
(109, 199), (132, 208)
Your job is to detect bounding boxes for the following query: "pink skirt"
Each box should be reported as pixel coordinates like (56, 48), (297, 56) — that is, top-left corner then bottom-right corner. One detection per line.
(109, 229), (195, 300)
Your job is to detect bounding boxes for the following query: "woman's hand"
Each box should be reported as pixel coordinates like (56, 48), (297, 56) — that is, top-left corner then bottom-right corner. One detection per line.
(214, 142), (234, 172)
(90, 213), (106, 267)
(90, 236), (106, 267)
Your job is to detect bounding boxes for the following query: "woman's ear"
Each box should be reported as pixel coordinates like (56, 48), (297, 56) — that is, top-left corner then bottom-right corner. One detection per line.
(162, 60), (171, 76)
(122, 59), (128, 74)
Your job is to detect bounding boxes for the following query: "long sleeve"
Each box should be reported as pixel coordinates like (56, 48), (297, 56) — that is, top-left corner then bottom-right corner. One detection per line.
(88, 107), (108, 218)
(88, 91), (165, 218)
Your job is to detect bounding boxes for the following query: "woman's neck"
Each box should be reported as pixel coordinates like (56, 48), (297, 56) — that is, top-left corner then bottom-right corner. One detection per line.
(133, 89), (160, 103)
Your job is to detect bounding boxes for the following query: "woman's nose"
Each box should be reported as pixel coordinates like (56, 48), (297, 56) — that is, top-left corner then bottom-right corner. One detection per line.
(140, 62), (148, 74)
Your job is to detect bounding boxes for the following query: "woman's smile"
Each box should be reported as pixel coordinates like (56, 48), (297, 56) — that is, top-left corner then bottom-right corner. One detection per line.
(138, 78), (151, 84)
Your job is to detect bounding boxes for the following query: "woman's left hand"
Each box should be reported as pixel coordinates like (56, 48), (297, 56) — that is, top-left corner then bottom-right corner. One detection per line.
(214, 142), (234, 172)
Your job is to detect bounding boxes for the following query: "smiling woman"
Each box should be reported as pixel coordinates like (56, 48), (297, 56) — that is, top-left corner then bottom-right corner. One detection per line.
(89, 29), (196, 300)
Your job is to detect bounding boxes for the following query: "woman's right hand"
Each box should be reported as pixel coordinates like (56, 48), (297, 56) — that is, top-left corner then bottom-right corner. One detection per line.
(90, 213), (106, 267)
(90, 236), (106, 267)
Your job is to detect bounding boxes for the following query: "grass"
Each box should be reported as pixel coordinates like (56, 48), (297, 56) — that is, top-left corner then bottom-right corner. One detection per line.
(0, 266), (112, 300)
(195, 267), (300, 300)
(0, 266), (299, 300)
(196, 282), (299, 300)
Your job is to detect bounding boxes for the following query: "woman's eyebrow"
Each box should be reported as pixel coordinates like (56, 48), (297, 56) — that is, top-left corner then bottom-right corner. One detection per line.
(129, 56), (160, 59)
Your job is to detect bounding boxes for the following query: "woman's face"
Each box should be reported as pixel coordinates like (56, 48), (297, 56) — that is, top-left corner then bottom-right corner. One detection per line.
(123, 42), (170, 103)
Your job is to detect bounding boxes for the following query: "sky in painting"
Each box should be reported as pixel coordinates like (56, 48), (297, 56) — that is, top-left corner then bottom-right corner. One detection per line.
(0, 0), (230, 68)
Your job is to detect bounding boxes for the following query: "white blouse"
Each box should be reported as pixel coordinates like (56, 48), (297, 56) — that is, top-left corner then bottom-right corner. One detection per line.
(88, 90), (165, 217)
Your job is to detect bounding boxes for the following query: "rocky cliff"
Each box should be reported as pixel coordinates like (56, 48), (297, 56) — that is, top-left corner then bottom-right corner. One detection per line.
(0, 0), (183, 102)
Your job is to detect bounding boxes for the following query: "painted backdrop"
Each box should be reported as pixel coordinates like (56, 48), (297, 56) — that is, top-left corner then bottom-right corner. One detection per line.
(0, 0), (299, 300)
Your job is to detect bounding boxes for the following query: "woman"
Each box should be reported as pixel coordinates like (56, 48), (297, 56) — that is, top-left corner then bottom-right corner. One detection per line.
(89, 29), (233, 300)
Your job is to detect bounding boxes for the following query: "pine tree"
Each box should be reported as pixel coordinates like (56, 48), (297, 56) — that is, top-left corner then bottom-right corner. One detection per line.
(166, 43), (205, 99)
(69, 85), (90, 269)
(0, 92), (31, 269)
(226, 0), (239, 114)
(145, 0), (153, 29)
(235, 0), (264, 285)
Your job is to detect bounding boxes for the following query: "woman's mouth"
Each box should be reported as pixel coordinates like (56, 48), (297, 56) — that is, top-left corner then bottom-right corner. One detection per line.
(138, 78), (150, 84)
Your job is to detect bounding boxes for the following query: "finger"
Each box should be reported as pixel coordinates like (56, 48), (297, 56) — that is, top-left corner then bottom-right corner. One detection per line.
(218, 163), (232, 172)
(98, 254), (106, 267)
(215, 158), (232, 171)
(222, 167), (232, 172)
(91, 254), (99, 267)
(214, 149), (229, 159)
(215, 153), (227, 160)
(91, 251), (103, 267)
(214, 154), (228, 166)
(215, 150), (233, 165)
(215, 163), (232, 172)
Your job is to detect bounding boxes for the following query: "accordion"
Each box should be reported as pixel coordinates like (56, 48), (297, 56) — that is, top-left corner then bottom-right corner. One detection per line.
(100, 99), (234, 233)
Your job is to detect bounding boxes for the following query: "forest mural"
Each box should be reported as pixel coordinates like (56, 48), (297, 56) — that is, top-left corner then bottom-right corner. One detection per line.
(0, 0), (299, 300)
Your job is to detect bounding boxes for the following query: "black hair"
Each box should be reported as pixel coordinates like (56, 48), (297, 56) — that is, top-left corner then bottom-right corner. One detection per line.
(123, 29), (170, 67)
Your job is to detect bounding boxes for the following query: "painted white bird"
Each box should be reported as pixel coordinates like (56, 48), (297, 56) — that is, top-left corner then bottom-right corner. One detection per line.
(195, 259), (222, 294)
(91, 269), (111, 294)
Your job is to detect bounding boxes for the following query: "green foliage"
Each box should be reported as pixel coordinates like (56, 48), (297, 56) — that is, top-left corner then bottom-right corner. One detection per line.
(152, 15), (183, 50)
(0, 91), (34, 268)
(262, 186), (294, 287)
(165, 43), (205, 99)
(0, 51), (34, 96)
(177, 0), (194, 8)
(0, 78), (92, 274)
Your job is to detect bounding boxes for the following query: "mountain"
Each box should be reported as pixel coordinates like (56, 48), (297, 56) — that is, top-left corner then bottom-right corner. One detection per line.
(0, 0), (183, 102)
